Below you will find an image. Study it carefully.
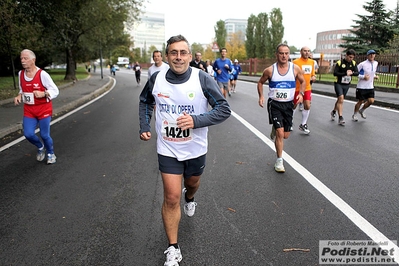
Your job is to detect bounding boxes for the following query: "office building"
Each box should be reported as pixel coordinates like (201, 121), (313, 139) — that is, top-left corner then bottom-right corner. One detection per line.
(130, 12), (166, 57)
(225, 19), (247, 42)
(314, 29), (355, 61)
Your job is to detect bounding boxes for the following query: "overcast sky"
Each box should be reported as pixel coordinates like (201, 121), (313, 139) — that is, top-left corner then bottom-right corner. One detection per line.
(142, 0), (398, 49)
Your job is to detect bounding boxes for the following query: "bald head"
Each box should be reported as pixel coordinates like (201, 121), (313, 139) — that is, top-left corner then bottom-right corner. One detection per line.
(300, 46), (311, 59)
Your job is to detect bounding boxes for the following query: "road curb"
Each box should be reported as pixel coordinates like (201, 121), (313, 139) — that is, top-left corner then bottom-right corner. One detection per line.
(52, 77), (113, 116)
(0, 76), (113, 139)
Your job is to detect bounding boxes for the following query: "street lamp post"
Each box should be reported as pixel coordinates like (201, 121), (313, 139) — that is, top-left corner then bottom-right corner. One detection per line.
(100, 46), (103, 79)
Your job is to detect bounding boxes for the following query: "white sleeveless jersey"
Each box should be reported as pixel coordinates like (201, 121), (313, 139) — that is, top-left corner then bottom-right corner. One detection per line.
(153, 68), (209, 161)
(268, 62), (296, 102)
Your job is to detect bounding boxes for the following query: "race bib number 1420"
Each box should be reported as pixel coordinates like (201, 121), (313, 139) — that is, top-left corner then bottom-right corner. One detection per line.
(162, 119), (192, 142)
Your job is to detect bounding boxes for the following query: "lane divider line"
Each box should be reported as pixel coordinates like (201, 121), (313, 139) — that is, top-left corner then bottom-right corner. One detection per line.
(231, 110), (399, 262)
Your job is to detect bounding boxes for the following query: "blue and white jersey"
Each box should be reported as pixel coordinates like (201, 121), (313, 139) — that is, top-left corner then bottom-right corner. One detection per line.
(152, 68), (209, 161)
(357, 60), (378, 89)
(268, 62), (296, 102)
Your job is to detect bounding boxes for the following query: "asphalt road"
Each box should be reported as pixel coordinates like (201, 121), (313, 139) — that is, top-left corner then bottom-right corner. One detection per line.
(1, 69), (398, 265)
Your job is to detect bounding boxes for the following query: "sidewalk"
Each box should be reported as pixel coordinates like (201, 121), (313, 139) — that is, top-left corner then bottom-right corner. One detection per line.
(238, 75), (399, 110)
(0, 72), (113, 139)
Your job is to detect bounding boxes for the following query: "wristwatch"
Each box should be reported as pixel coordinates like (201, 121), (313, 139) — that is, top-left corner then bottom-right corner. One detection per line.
(300, 91), (304, 96)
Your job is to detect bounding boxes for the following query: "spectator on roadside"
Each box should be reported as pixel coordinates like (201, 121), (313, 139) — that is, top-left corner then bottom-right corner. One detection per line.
(14, 49), (59, 164)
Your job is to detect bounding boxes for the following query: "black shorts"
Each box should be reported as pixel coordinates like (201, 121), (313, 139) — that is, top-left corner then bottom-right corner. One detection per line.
(158, 154), (206, 179)
(334, 83), (350, 97)
(356, 88), (375, 100)
(267, 99), (294, 132)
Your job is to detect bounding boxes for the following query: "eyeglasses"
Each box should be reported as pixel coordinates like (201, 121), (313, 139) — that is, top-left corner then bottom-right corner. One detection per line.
(169, 50), (190, 57)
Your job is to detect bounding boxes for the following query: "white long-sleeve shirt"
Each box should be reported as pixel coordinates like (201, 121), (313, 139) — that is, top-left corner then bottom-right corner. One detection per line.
(357, 59), (378, 89)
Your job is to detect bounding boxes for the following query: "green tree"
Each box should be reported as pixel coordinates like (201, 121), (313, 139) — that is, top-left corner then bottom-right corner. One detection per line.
(390, 0), (399, 26)
(214, 20), (227, 53)
(112, 45), (132, 65)
(0, 0), (48, 82)
(289, 45), (299, 53)
(191, 43), (204, 56)
(147, 45), (159, 62)
(245, 14), (257, 59)
(226, 32), (246, 61)
(131, 47), (142, 63)
(387, 0), (399, 53)
(18, 0), (143, 80)
(267, 8), (284, 58)
(255, 13), (268, 59)
(340, 0), (395, 54)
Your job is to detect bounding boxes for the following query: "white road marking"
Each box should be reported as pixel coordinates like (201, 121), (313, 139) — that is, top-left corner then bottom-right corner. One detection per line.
(231, 110), (399, 263)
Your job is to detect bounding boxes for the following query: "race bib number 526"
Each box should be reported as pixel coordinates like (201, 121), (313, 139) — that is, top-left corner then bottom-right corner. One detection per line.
(273, 89), (293, 101)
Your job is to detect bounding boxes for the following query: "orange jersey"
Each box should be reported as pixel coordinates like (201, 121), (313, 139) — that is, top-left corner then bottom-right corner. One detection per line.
(293, 57), (315, 91)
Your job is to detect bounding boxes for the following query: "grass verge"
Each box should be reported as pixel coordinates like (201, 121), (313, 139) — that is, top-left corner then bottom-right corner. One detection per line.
(0, 67), (89, 101)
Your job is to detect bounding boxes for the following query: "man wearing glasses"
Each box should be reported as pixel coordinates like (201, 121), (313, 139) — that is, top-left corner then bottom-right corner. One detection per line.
(139, 35), (231, 266)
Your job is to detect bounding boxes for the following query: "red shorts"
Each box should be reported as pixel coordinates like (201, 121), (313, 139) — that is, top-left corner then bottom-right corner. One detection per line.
(24, 102), (53, 119)
(294, 90), (312, 105)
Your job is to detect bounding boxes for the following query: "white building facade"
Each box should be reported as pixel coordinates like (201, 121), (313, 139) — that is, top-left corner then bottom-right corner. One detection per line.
(225, 19), (247, 42)
(129, 12), (166, 56)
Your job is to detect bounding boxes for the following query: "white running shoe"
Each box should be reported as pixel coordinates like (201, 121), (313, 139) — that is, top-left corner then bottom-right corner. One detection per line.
(352, 114), (358, 122)
(47, 153), (57, 164)
(359, 108), (367, 119)
(164, 246), (182, 266)
(338, 117), (345, 126)
(274, 159), (285, 173)
(182, 188), (197, 217)
(36, 148), (46, 162)
(299, 124), (310, 134)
